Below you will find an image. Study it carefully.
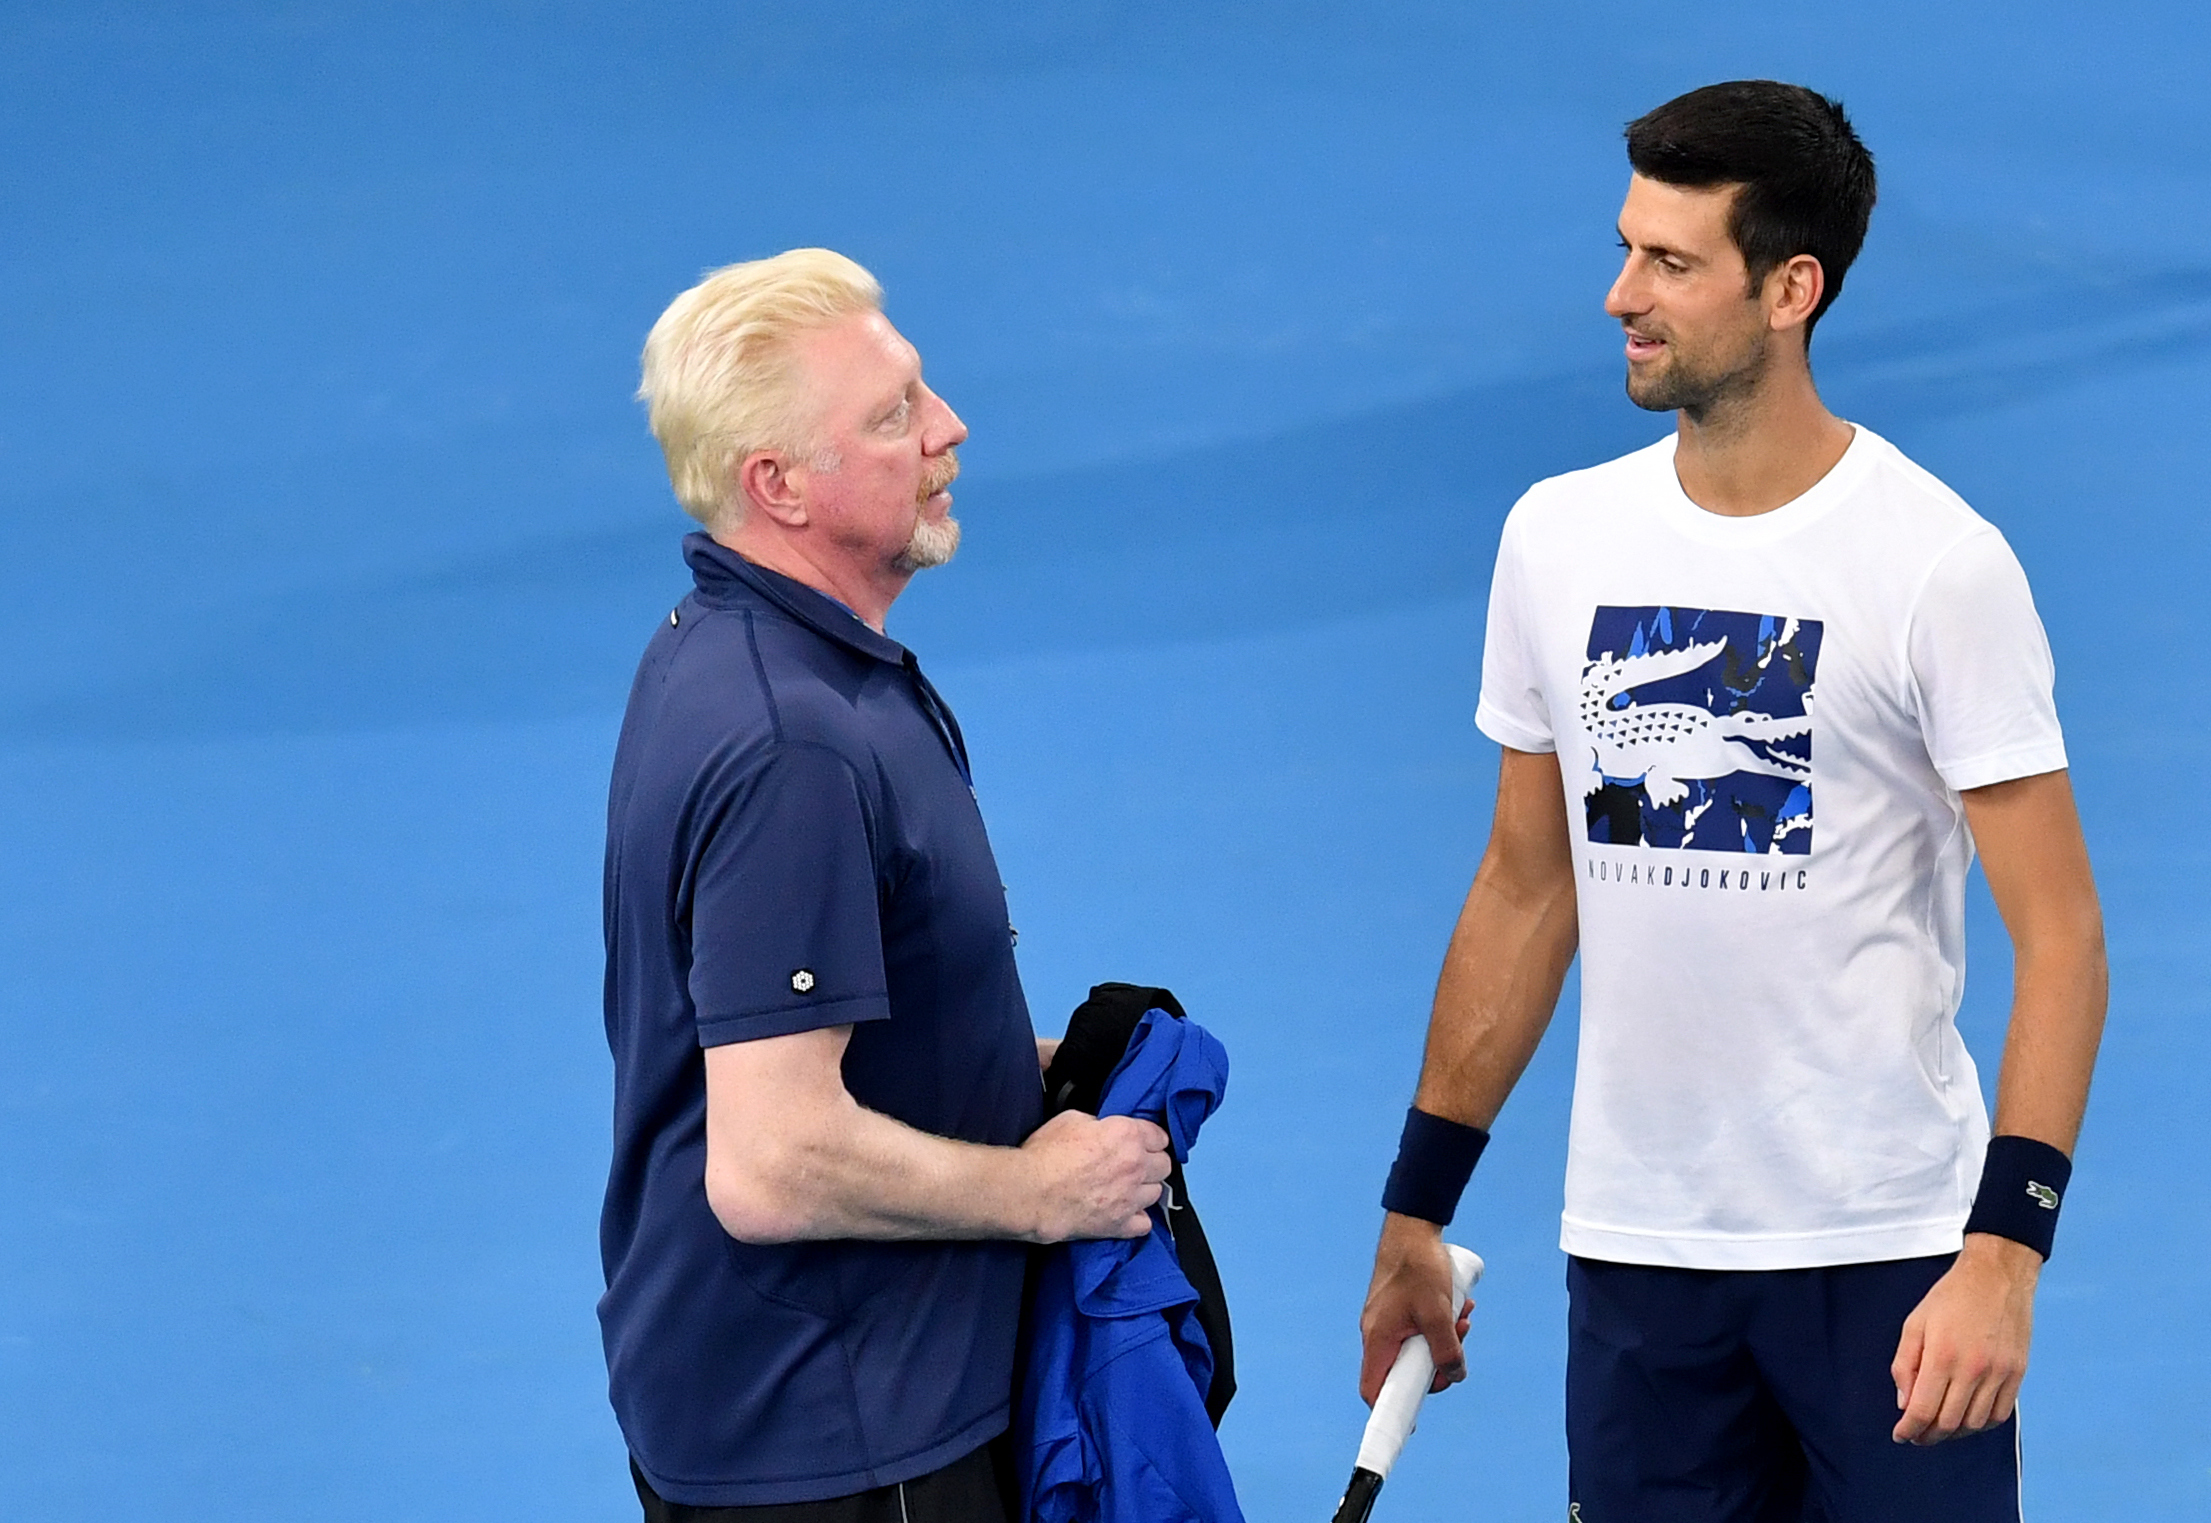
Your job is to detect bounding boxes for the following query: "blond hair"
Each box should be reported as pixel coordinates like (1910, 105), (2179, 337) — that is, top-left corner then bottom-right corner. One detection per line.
(637, 249), (884, 526)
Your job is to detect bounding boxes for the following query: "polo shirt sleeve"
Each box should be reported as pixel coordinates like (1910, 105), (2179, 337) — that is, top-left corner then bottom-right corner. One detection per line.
(685, 741), (893, 1047)
(1907, 526), (2069, 792)
(1475, 500), (1558, 753)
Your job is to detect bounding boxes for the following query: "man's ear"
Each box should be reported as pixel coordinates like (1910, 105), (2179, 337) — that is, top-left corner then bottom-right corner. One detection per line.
(1766, 253), (1826, 336)
(736, 450), (809, 528)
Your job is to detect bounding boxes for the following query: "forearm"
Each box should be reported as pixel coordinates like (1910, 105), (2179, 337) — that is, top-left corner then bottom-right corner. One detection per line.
(1361, 750), (1578, 1403)
(704, 1027), (1166, 1246)
(1965, 770), (2109, 1156)
(1988, 928), (2107, 1152)
(709, 1092), (1041, 1244)
(1411, 843), (1580, 1128)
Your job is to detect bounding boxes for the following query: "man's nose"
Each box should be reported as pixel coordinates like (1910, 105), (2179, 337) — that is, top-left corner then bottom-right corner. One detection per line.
(1604, 260), (1645, 320)
(923, 385), (967, 450)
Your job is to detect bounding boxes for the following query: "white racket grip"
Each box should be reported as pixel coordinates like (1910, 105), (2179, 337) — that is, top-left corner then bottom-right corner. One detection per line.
(1354, 1244), (1483, 1479)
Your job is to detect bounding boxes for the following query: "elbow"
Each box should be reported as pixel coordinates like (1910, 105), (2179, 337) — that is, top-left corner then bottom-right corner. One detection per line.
(2023, 907), (2108, 981)
(704, 1144), (818, 1244)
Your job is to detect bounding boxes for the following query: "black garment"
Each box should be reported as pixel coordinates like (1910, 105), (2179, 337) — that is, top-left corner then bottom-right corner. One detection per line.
(1041, 982), (1237, 1425)
(633, 1438), (1016, 1523)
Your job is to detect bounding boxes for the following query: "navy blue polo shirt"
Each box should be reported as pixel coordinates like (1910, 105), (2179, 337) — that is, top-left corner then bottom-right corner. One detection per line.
(599, 533), (1043, 1508)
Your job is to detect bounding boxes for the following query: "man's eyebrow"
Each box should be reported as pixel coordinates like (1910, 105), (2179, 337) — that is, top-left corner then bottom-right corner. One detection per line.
(1622, 231), (1694, 264)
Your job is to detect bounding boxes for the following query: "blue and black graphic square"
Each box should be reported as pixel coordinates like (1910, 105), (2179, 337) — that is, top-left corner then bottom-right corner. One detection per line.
(1580, 605), (1821, 855)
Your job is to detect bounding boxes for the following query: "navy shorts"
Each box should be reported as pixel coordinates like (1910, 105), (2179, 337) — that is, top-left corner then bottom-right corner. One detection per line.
(1566, 1254), (2021, 1523)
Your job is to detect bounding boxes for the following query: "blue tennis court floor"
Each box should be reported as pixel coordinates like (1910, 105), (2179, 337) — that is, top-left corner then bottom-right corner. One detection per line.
(1, 4), (2205, 1517)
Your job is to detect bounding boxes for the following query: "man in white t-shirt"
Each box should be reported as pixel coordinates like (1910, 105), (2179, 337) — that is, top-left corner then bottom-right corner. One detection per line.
(1357, 82), (2108, 1521)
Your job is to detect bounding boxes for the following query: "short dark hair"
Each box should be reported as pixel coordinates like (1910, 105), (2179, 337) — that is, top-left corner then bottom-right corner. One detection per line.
(1626, 81), (1876, 340)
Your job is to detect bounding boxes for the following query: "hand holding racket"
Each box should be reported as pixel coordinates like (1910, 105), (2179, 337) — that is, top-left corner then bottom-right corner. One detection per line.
(1334, 1243), (1483, 1523)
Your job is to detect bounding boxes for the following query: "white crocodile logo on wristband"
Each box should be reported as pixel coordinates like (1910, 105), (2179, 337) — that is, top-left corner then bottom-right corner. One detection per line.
(2025, 1180), (2059, 1210)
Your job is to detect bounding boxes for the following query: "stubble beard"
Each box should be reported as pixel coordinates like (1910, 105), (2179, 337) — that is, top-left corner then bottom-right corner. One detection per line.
(1625, 324), (1772, 424)
(892, 449), (962, 572)
(893, 513), (961, 572)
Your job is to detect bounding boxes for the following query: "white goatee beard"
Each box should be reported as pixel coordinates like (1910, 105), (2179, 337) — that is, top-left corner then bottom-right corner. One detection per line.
(893, 513), (961, 572)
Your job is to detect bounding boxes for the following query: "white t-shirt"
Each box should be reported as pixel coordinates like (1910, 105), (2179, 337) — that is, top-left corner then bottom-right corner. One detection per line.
(1477, 425), (2067, 1270)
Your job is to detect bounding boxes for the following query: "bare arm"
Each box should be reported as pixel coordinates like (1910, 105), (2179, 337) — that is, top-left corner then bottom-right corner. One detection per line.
(1893, 768), (2108, 1444)
(1359, 747), (1580, 1403)
(1971, 770), (2108, 1154)
(703, 1024), (1170, 1245)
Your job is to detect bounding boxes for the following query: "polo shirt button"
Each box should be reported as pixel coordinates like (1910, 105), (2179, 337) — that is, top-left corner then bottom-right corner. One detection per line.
(790, 969), (816, 994)
(669, 609), (680, 627)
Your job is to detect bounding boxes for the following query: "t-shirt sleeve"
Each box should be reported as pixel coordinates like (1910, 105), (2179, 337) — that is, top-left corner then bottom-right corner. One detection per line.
(1907, 527), (2069, 792)
(685, 741), (893, 1047)
(1474, 501), (1558, 754)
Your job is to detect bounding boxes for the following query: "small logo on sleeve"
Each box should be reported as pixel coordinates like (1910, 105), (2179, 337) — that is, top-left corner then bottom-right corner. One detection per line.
(2025, 1180), (2059, 1210)
(790, 969), (816, 994)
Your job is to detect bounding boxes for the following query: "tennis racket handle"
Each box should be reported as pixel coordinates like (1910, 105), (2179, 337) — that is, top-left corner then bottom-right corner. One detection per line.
(1353, 1244), (1483, 1479)
(1330, 1466), (1384, 1523)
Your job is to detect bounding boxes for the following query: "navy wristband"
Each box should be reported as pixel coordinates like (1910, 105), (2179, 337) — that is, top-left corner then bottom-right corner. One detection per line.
(1963, 1135), (2073, 1260)
(1381, 1107), (1490, 1226)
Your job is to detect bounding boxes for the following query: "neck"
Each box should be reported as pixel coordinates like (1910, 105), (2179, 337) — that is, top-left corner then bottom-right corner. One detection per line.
(712, 523), (908, 632)
(1671, 354), (1854, 518)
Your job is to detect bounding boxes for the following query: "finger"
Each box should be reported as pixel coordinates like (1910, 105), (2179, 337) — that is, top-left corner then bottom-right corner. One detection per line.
(1927, 1362), (1981, 1444)
(1419, 1297), (1468, 1393)
(1987, 1370), (2023, 1431)
(1893, 1363), (1947, 1444)
(1119, 1211), (1152, 1239)
(1959, 1371), (2003, 1436)
(1134, 1119), (1170, 1150)
(1418, 1305), (1465, 1380)
(1359, 1328), (1410, 1406)
(1890, 1321), (1925, 1412)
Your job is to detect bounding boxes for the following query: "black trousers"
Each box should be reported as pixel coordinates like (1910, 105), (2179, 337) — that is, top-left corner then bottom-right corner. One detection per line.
(632, 1436), (1017, 1523)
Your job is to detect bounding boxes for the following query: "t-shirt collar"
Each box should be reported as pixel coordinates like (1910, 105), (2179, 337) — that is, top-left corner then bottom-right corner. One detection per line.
(681, 532), (909, 665)
(1652, 423), (1877, 546)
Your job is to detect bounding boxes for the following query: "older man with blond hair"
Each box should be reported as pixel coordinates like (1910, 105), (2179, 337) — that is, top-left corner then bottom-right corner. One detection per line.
(599, 249), (1170, 1522)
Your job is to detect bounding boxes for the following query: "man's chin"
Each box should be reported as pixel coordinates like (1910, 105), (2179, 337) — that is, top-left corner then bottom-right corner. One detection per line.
(1624, 364), (1686, 414)
(892, 514), (961, 573)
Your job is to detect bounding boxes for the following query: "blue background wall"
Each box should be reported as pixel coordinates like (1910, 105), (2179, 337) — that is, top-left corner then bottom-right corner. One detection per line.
(2, 3), (2205, 1516)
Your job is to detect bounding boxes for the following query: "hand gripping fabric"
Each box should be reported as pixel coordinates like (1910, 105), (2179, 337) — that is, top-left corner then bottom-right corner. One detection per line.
(1043, 981), (1238, 1423)
(1043, 983), (1235, 1423)
(1019, 1000), (1245, 1523)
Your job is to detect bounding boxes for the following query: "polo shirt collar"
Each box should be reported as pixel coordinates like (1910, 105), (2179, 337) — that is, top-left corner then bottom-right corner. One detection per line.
(682, 532), (909, 666)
